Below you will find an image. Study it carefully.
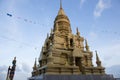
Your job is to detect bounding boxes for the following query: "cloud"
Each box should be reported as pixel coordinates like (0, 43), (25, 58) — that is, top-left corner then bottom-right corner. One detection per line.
(0, 62), (31, 80)
(97, 43), (120, 67)
(80, 0), (86, 8)
(106, 65), (120, 78)
(14, 71), (30, 80)
(0, 65), (8, 73)
(15, 63), (31, 80)
(21, 62), (31, 73)
(0, 73), (6, 80)
(16, 65), (22, 72)
(0, 65), (8, 80)
(94, 0), (111, 17)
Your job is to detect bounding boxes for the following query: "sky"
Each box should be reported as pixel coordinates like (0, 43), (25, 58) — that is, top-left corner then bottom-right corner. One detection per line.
(0, 0), (120, 80)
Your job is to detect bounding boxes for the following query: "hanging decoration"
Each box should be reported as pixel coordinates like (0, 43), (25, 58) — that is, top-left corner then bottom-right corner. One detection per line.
(7, 13), (12, 17)
(6, 12), (37, 24)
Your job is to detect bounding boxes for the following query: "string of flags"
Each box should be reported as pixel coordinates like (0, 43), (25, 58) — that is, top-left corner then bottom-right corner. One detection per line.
(6, 13), (37, 24)
(0, 10), (52, 26)
(1, 12), (120, 37)
(7, 13), (12, 17)
(100, 30), (120, 36)
(99, 30), (120, 40)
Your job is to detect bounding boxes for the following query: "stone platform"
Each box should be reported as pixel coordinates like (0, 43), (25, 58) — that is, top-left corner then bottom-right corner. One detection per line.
(29, 74), (115, 80)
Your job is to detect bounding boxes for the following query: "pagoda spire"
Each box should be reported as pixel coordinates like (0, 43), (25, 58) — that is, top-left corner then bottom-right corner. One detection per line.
(95, 51), (102, 67)
(76, 27), (80, 36)
(33, 58), (37, 70)
(60, 0), (62, 9)
(58, 0), (65, 15)
(47, 33), (49, 39)
(54, 0), (72, 34)
(50, 28), (53, 35)
(85, 39), (90, 51)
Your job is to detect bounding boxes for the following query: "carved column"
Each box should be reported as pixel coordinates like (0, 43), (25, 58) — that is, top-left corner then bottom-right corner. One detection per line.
(73, 36), (76, 49)
(47, 51), (53, 65)
(68, 37), (70, 48)
(73, 57), (76, 66)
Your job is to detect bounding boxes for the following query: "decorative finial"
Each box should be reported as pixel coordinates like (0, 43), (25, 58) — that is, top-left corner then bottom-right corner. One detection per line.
(95, 51), (99, 61)
(95, 51), (102, 67)
(77, 27), (78, 33)
(47, 33), (49, 38)
(33, 58), (37, 70)
(76, 27), (80, 36)
(50, 28), (53, 35)
(85, 39), (88, 46)
(58, 0), (66, 15)
(85, 39), (90, 51)
(60, 0), (62, 9)
(35, 58), (37, 65)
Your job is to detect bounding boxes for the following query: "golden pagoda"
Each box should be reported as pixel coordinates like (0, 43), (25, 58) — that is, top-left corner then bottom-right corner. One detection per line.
(31, 1), (105, 76)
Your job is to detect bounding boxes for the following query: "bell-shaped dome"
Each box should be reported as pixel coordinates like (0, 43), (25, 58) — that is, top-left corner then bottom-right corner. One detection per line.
(58, 7), (66, 16)
(54, 7), (70, 23)
(53, 3), (72, 35)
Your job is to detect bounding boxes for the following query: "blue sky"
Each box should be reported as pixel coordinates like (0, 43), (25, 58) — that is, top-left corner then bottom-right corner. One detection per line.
(0, 0), (120, 80)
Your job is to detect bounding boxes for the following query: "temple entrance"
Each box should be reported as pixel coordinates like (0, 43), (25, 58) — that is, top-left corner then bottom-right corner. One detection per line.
(75, 57), (82, 73)
(75, 57), (81, 66)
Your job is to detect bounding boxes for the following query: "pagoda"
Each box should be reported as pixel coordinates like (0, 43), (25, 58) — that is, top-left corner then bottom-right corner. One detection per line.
(29, 1), (115, 80)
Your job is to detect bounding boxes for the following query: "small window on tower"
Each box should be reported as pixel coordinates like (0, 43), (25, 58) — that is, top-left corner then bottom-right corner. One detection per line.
(46, 43), (49, 49)
(70, 39), (73, 47)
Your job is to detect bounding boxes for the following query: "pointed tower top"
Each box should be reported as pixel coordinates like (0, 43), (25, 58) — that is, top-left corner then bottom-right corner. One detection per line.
(76, 27), (80, 36)
(95, 50), (102, 67)
(58, 0), (65, 15)
(47, 33), (49, 38)
(33, 58), (37, 70)
(60, 0), (62, 9)
(77, 27), (78, 32)
(54, 0), (72, 35)
(85, 39), (90, 51)
(85, 39), (88, 46)
(95, 51), (100, 61)
(34, 58), (37, 66)
(50, 28), (53, 35)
